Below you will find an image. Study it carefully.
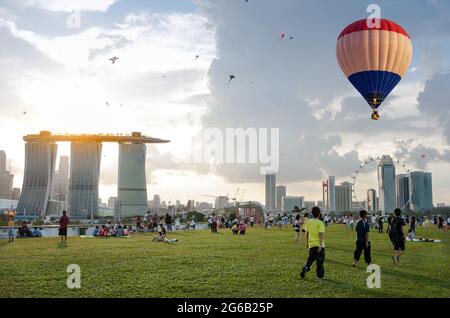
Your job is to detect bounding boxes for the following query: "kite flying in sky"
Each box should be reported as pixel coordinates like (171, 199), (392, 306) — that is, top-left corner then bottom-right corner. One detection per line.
(109, 56), (119, 64)
(336, 18), (413, 120)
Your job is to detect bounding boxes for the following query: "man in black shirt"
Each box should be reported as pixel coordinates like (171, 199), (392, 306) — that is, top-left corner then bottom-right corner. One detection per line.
(390, 208), (407, 265)
(353, 210), (371, 267)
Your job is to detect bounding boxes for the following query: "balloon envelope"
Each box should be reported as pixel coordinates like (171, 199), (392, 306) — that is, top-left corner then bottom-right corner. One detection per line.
(336, 18), (413, 113)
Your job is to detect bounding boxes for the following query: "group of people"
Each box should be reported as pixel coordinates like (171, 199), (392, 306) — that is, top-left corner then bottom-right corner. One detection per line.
(298, 206), (412, 280)
(92, 222), (134, 237)
(6, 212), (43, 242)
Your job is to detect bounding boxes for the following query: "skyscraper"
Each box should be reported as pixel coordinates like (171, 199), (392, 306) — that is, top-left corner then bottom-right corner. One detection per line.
(117, 143), (148, 217)
(276, 185), (286, 211)
(17, 142), (57, 216)
(304, 201), (316, 213)
(265, 173), (276, 211)
(0, 150), (6, 174)
(367, 189), (377, 213)
(378, 155), (396, 215)
(69, 142), (102, 218)
(335, 181), (352, 213)
(327, 176), (336, 212)
(409, 171), (433, 212)
(282, 196), (304, 213)
(396, 174), (410, 210)
(153, 194), (161, 210)
(52, 156), (69, 202)
(0, 150), (14, 200)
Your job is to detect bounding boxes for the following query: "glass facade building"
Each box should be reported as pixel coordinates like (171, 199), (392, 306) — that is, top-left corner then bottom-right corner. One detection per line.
(68, 142), (102, 218)
(17, 142), (57, 217)
(117, 143), (148, 218)
(377, 155), (396, 215)
(409, 171), (433, 212)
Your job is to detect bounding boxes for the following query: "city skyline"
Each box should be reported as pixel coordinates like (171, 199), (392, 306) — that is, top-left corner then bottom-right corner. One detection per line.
(1, 1), (450, 205)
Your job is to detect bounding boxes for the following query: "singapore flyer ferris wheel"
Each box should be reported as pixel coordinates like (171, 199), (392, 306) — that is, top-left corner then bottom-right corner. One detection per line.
(351, 155), (411, 211)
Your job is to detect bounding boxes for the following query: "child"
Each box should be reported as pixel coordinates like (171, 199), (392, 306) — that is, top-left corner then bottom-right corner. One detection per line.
(300, 207), (326, 279)
(231, 223), (239, 235)
(353, 210), (372, 267)
(239, 222), (247, 235)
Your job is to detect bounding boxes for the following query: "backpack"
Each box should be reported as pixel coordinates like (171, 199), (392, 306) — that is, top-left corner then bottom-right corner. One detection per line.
(389, 217), (400, 243)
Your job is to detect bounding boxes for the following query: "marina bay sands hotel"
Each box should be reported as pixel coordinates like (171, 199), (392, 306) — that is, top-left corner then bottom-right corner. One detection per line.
(16, 131), (169, 219)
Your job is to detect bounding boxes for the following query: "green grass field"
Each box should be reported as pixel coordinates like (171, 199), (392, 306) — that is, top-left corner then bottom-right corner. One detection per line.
(0, 224), (449, 298)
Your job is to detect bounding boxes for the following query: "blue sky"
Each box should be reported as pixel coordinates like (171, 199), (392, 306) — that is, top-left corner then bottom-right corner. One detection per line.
(1, 0), (450, 205)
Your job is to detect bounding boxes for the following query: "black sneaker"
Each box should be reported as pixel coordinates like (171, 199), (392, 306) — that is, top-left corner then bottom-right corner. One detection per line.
(300, 270), (306, 278)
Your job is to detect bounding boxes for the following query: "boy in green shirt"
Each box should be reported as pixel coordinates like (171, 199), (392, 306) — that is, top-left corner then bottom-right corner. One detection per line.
(300, 206), (325, 279)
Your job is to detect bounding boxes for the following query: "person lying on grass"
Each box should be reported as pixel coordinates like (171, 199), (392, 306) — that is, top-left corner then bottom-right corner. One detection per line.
(152, 230), (178, 243)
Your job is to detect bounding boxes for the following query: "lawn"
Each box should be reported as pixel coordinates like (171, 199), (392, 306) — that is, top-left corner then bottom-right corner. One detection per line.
(0, 224), (449, 298)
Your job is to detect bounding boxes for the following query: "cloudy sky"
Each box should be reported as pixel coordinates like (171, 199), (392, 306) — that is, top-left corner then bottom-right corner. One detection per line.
(1, 0), (450, 206)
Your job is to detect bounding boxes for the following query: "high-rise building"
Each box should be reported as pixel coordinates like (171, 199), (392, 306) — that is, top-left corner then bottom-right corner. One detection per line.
(335, 181), (352, 213)
(378, 155), (396, 215)
(215, 196), (229, 209)
(0, 150), (14, 200)
(396, 174), (410, 210)
(17, 141), (57, 216)
(265, 173), (276, 211)
(367, 189), (377, 213)
(51, 156), (69, 202)
(0, 150), (6, 174)
(69, 142), (102, 218)
(153, 194), (161, 210)
(117, 143), (148, 217)
(282, 196), (304, 213)
(409, 171), (433, 212)
(12, 187), (21, 201)
(322, 180), (328, 212)
(108, 196), (118, 209)
(304, 201), (316, 213)
(317, 200), (323, 210)
(327, 176), (336, 212)
(276, 185), (286, 211)
(0, 171), (13, 199)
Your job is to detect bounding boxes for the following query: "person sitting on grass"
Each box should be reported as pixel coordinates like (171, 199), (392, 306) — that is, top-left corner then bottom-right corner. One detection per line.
(92, 226), (100, 237)
(125, 225), (134, 236)
(32, 227), (42, 238)
(115, 225), (124, 237)
(239, 222), (247, 235)
(300, 206), (326, 280)
(18, 221), (32, 238)
(353, 210), (372, 267)
(99, 225), (108, 237)
(231, 223), (239, 235)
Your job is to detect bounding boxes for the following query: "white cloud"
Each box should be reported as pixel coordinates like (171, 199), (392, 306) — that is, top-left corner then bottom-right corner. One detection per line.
(22, 0), (118, 12)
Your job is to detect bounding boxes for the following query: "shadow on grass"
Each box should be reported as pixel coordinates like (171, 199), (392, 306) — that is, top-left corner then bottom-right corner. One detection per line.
(326, 258), (450, 292)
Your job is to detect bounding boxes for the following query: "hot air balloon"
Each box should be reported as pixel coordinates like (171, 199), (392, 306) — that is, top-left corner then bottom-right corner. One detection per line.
(336, 19), (413, 120)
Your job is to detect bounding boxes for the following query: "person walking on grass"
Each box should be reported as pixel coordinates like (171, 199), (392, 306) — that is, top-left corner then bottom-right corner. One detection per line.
(7, 210), (15, 243)
(264, 213), (270, 230)
(300, 206), (325, 279)
(59, 210), (69, 245)
(378, 214), (384, 233)
(389, 208), (407, 265)
(294, 214), (301, 242)
(353, 210), (372, 267)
